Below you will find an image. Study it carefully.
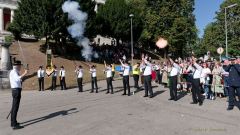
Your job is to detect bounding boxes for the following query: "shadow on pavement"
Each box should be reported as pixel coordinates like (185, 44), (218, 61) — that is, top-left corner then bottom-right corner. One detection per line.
(152, 90), (166, 97)
(20, 108), (78, 127)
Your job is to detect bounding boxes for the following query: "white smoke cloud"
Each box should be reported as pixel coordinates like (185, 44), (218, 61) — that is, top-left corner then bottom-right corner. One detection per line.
(62, 0), (98, 61)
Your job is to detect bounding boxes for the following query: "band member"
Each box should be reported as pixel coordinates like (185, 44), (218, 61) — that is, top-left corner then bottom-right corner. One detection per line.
(142, 56), (154, 98)
(37, 66), (45, 91)
(224, 58), (240, 110)
(75, 65), (83, 92)
(9, 61), (28, 129)
(119, 59), (131, 96)
(104, 61), (114, 94)
(90, 65), (98, 93)
(187, 58), (203, 106)
(51, 65), (57, 91)
(59, 66), (67, 90)
(154, 62), (162, 84)
(132, 62), (140, 89)
(168, 58), (180, 101)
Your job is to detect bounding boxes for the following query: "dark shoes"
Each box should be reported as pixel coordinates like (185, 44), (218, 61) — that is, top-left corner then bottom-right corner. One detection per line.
(199, 101), (203, 106)
(227, 106), (234, 111)
(168, 98), (174, 101)
(106, 91), (110, 94)
(190, 102), (198, 104)
(122, 93), (126, 96)
(12, 125), (24, 130)
(149, 95), (154, 98)
(143, 95), (148, 97)
(12, 123), (24, 130)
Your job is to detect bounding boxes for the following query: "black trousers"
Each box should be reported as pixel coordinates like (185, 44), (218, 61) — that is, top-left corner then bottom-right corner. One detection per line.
(77, 78), (83, 92)
(60, 77), (66, 90)
(228, 86), (240, 107)
(112, 71), (115, 79)
(144, 75), (153, 96)
(38, 77), (44, 91)
(169, 75), (178, 100)
(91, 77), (98, 92)
(192, 78), (202, 103)
(52, 77), (56, 90)
(133, 74), (139, 88)
(106, 77), (113, 93)
(11, 88), (22, 127)
(123, 76), (130, 95)
(156, 71), (162, 84)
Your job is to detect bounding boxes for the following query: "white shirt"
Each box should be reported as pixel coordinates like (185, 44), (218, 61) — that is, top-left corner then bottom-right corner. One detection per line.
(154, 65), (160, 70)
(52, 69), (57, 77)
(105, 67), (112, 78)
(90, 68), (97, 77)
(37, 69), (45, 78)
(187, 63), (202, 79)
(59, 69), (66, 77)
(143, 60), (152, 76)
(170, 63), (180, 77)
(76, 69), (83, 78)
(9, 69), (22, 89)
(201, 68), (211, 78)
(122, 65), (130, 76)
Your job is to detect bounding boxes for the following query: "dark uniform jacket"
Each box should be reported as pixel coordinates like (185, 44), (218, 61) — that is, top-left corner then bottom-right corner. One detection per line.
(225, 64), (240, 87)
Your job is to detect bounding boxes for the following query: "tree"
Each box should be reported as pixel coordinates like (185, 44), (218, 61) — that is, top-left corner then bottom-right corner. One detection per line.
(8, 0), (97, 46)
(96, 0), (144, 44)
(140, 0), (197, 57)
(200, 0), (240, 57)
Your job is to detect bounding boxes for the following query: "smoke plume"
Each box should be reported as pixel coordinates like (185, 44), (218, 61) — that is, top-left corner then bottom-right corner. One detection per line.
(62, 0), (97, 61)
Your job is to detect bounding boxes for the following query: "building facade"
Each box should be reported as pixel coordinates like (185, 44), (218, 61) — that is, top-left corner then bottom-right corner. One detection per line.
(0, 0), (18, 32)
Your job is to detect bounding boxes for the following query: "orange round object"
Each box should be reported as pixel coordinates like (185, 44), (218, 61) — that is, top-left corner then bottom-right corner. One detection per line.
(156, 38), (168, 49)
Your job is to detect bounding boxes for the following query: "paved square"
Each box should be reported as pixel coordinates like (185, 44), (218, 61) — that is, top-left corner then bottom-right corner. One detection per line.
(0, 78), (239, 135)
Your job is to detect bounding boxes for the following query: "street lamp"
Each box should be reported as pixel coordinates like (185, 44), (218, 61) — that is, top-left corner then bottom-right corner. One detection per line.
(225, 3), (238, 58)
(129, 14), (134, 66)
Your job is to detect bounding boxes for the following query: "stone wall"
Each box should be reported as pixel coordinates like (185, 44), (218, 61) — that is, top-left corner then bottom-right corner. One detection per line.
(0, 70), (10, 90)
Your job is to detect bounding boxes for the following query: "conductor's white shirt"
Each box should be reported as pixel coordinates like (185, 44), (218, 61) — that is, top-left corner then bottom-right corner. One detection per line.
(9, 69), (22, 89)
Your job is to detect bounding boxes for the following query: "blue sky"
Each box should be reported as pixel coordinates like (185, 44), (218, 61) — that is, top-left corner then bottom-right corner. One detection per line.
(194, 0), (224, 37)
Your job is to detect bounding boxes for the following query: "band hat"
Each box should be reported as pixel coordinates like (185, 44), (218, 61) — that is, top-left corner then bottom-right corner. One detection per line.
(13, 61), (22, 66)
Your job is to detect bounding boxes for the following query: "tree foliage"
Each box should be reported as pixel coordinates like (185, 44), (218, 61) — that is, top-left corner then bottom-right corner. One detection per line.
(200, 0), (240, 57)
(96, 0), (144, 44)
(8, 0), (96, 45)
(141, 0), (197, 57)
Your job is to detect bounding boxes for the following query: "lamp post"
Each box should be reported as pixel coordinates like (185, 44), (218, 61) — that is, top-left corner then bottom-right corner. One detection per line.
(129, 14), (134, 66)
(225, 3), (238, 58)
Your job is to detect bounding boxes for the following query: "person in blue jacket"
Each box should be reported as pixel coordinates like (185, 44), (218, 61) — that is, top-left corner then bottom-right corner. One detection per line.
(224, 58), (240, 111)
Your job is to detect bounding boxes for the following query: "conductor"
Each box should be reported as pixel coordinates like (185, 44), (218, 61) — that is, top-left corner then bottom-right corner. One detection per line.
(9, 61), (28, 129)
